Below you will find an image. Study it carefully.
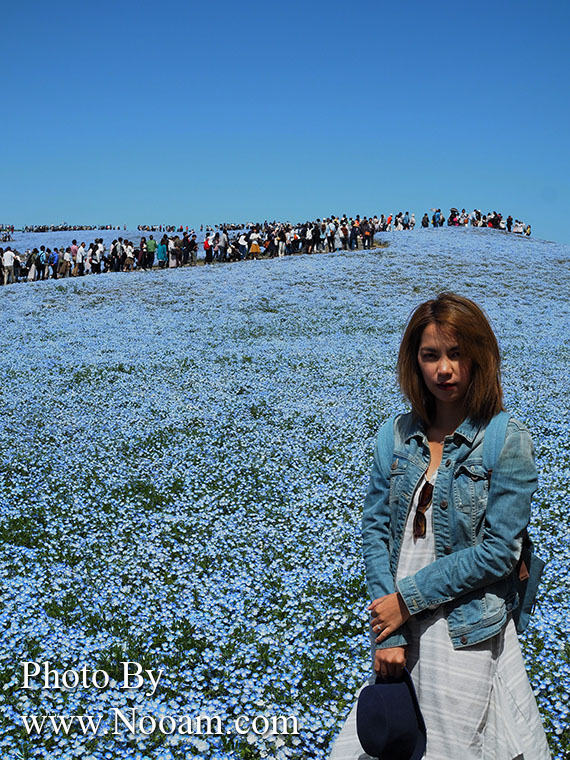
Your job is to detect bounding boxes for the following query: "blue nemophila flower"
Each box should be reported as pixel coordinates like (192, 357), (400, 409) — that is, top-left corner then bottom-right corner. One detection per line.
(0, 228), (568, 758)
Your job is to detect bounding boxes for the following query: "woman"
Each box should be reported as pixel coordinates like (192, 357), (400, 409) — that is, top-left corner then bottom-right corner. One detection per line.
(123, 240), (135, 271)
(238, 232), (248, 260)
(137, 237), (147, 270)
(204, 233), (213, 265)
(249, 229), (261, 260)
(212, 232), (220, 263)
(358, 292), (550, 759)
(304, 223), (314, 254)
(156, 235), (169, 269)
(28, 248), (39, 281)
(168, 237), (179, 268)
(63, 247), (73, 277)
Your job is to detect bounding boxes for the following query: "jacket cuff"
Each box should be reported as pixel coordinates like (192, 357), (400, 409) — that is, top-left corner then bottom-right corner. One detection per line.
(397, 576), (427, 614)
(375, 627), (409, 650)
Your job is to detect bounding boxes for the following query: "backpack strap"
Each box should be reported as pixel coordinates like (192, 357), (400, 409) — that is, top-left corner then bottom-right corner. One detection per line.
(482, 411), (510, 479)
(483, 411), (531, 553)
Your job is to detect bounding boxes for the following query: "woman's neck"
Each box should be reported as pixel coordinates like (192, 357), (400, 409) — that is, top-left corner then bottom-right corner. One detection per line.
(430, 402), (467, 439)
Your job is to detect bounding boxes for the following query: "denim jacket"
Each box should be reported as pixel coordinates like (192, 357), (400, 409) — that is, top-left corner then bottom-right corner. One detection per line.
(362, 412), (537, 650)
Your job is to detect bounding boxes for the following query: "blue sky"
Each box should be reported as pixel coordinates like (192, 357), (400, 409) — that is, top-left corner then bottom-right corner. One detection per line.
(2, 0), (569, 243)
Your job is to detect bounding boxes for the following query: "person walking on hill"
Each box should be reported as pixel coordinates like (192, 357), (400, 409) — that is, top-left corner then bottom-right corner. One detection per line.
(249, 229), (261, 260)
(157, 236), (169, 268)
(49, 248), (59, 279)
(327, 219), (337, 252)
(189, 234), (198, 265)
(146, 235), (157, 269)
(2, 247), (15, 285)
(137, 237), (147, 270)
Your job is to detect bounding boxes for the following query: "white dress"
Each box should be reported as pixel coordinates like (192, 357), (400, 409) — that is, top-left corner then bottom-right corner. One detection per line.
(329, 471), (551, 760)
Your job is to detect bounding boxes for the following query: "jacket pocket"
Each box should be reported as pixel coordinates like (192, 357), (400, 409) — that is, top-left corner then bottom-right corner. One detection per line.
(388, 457), (408, 506)
(452, 463), (488, 543)
(452, 463), (488, 514)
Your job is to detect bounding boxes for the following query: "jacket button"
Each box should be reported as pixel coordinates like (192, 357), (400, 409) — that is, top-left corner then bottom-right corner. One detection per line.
(445, 459), (451, 467)
(391, 460), (398, 470)
(440, 500), (448, 509)
(461, 635), (468, 645)
(444, 546), (452, 555)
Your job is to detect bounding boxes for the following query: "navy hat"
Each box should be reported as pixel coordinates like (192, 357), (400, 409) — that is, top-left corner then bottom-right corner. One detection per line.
(356, 669), (426, 760)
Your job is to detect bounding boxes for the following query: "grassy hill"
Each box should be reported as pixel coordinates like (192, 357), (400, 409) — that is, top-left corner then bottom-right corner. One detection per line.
(0, 227), (568, 759)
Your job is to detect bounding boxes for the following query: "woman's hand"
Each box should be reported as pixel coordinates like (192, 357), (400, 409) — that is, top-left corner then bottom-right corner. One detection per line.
(368, 592), (411, 644)
(374, 646), (407, 679)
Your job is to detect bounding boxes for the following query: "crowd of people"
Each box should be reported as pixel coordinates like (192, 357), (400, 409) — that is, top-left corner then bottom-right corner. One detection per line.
(22, 224), (124, 233)
(1, 225), (14, 243)
(0, 208), (532, 286)
(137, 223), (246, 233)
(420, 208), (531, 235)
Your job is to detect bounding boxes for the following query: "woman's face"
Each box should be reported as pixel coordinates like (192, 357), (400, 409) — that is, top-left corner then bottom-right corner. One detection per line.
(417, 322), (473, 408)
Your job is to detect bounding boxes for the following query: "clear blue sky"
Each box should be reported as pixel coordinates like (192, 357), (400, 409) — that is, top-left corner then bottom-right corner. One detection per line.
(3, 0), (569, 243)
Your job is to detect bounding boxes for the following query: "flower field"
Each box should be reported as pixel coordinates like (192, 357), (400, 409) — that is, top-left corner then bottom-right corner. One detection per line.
(0, 226), (568, 760)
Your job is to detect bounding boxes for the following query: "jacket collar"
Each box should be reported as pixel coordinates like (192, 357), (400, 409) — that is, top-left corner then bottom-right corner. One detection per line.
(404, 415), (481, 445)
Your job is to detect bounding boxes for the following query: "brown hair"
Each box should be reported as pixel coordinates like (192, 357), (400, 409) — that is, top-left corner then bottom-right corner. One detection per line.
(397, 292), (504, 424)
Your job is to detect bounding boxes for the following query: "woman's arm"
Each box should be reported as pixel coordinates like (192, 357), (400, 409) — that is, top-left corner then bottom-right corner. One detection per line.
(362, 419), (409, 650)
(389, 420), (536, 630)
